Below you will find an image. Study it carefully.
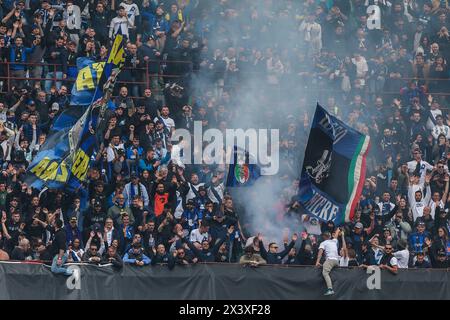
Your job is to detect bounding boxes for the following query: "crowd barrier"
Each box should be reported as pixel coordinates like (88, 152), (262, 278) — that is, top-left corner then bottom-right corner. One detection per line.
(0, 261), (448, 299)
(0, 60), (190, 96)
(1, 61), (449, 100)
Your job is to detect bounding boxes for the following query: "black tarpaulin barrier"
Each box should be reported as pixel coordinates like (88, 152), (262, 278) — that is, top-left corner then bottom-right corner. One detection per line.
(0, 262), (449, 300)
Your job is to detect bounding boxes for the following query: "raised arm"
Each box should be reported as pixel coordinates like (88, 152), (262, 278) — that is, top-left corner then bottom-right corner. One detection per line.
(278, 234), (298, 259)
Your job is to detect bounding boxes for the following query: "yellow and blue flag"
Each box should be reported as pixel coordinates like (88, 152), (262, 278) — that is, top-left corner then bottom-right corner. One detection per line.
(26, 34), (126, 191)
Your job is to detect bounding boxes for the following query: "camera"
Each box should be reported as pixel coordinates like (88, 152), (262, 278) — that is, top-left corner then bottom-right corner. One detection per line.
(166, 82), (184, 98)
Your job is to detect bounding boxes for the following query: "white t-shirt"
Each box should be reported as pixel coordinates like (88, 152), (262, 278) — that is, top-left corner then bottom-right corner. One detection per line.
(393, 250), (409, 269)
(339, 256), (349, 267)
(427, 109), (443, 130)
(351, 57), (368, 78)
(319, 239), (339, 261)
(189, 229), (209, 244)
(109, 16), (133, 39)
(429, 200), (444, 219)
(432, 124), (450, 140)
(154, 116), (175, 131)
(407, 160), (433, 185)
(386, 256), (398, 267)
(107, 143), (125, 162)
(120, 2), (140, 25)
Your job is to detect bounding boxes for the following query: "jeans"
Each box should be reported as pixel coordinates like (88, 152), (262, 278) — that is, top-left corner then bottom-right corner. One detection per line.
(29, 65), (43, 89)
(10, 69), (27, 89)
(51, 253), (73, 276)
(45, 71), (64, 92)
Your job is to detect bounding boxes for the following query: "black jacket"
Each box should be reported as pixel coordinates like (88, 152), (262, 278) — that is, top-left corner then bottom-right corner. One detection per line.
(11, 247), (31, 260)
(101, 252), (123, 268)
(260, 240), (295, 265)
(183, 236), (228, 263)
(44, 45), (68, 73)
(150, 251), (175, 269)
(138, 44), (161, 74)
(49, 228), (67, 257)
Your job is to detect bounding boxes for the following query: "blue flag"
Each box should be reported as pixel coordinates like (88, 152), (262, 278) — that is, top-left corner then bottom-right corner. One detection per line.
(26, 105), (99, 190)
(26, 34), (126, 191)
(52, 33), (127, 131)
(226, 146), (261, 187)
(297, 104), (371, 225)
(70, 57), (105, 106)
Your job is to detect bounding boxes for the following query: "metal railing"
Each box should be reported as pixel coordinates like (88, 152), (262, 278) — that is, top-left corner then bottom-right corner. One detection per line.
(0, 60), (450, 99)
(0, 59), (193, 95)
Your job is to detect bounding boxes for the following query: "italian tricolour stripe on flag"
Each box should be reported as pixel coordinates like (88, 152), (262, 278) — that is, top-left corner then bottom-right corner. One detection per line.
(343, 135), (371, 224)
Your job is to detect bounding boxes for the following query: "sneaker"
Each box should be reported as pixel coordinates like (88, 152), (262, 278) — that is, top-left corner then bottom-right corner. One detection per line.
(324, 289), (335, 296)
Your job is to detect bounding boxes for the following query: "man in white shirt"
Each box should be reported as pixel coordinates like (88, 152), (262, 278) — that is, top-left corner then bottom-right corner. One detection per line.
(431, 115), (450, 140)
(351, 53), (368, 83)
(106, 135), (125, 163)
(299, 13), (322, 57)
(393, 239), (409, 269)
(185, 173), (205, 201)
(119, 0), (140, 41)
(408, 172), (432, 222)
(377, 192), (396, 216)
(316, 229), (341, 296)
(119, 0), (140, 26)
(109, 6), (133, 40)
(407, 148), (433, 185)
(426, 99), (443, 130)
(154, 106), (175, 133)
(429, 181), (448, 219)
(189, 223), (210, 250)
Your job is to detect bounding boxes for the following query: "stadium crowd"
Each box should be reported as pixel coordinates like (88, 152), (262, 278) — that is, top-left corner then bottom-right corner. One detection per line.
(0, 0), (449, 281)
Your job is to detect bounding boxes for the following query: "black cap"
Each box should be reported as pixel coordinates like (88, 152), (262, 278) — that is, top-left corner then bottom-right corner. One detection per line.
(198, 185), (206, 192)
(186, 199), (195, 205)
(94, 200), (102, 207)
(130, 172), (138, 179)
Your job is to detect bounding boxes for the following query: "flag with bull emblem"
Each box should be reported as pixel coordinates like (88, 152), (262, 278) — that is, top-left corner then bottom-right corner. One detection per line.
(297, 104), (371, 225)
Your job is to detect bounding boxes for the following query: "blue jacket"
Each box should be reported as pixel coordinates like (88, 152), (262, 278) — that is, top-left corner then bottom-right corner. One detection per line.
(65, 226), (82, 246)
(123, 249), (151, 265)
(181, 209), (201, 232)
(126, 146), (144, 160)
(22, 123), (41, 145)
(8, 45), (34, 70)
(138, 152), (171, 172)
(143, 12), (169, 36)
(409, 231), (431, 253)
